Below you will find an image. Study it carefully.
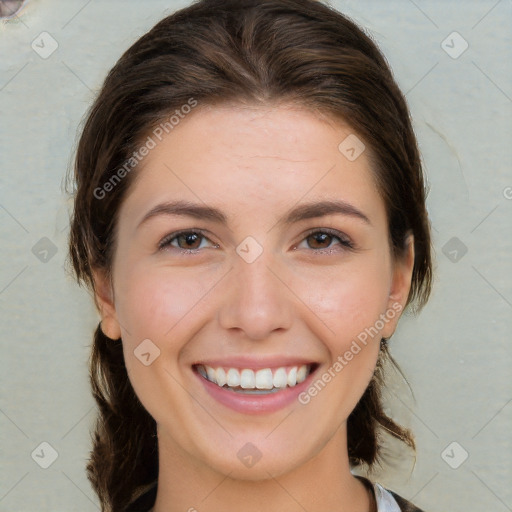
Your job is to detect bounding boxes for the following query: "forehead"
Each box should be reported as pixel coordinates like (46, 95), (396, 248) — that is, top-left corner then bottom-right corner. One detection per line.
(120, 104), (385, 227)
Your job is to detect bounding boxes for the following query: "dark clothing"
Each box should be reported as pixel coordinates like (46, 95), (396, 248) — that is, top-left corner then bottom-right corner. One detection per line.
(389, 490), (425, 512)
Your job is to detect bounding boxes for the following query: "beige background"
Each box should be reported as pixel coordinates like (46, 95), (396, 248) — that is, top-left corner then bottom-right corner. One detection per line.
(1, 0), (511, 510)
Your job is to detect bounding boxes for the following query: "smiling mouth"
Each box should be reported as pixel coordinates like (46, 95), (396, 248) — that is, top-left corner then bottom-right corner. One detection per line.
(194, 363), (318, 394)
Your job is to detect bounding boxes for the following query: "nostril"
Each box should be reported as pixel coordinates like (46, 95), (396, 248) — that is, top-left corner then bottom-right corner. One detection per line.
(0, 0), (28, 20)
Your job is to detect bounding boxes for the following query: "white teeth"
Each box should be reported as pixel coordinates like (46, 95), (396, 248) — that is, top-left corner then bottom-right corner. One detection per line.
(255, 368), (274, 389)
(226, 368), (240, 387)
(287, 366), (297, 387)
(273, 368), (288, 388)
(215, 367), (227, 387)
(240, 369), (256, 389)
(296, 365), (307, 383)
(198, 363), (313, 390)
(206, 366), (216, 382)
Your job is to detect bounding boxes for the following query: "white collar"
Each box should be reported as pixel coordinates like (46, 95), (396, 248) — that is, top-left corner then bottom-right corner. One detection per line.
(374, 482), (401, 512)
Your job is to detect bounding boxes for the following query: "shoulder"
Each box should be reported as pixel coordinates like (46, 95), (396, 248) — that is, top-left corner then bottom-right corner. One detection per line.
(374, 481), (426, 512)
(387, 488), (426, 512)
(356, 475), (425, 512)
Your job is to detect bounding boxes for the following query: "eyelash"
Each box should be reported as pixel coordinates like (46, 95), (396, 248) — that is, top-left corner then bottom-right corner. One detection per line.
(158, 228), (355, 254)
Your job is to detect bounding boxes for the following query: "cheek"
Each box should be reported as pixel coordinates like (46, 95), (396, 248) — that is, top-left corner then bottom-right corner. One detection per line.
(113, 265), (204, 421)
(114, 263), (218, 345)
(295, 260), (388, 421)
(295, 252), (392, 343)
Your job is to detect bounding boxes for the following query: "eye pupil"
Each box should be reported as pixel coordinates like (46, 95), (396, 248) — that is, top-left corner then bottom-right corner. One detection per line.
(308, 232), (331, 249)
(180, 233), (200, 248)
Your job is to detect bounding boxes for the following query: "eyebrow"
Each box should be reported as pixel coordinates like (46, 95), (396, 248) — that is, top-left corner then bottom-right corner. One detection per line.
(137, 198), (371, 229)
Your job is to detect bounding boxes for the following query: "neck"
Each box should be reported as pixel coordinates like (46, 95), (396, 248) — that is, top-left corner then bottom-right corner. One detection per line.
(153, 425), (370, 512)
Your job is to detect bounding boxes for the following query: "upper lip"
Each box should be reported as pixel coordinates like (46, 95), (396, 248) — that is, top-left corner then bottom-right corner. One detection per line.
(192, 356), (319, 370)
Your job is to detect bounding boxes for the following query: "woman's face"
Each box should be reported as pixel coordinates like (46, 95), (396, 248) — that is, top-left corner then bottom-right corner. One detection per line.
(95, 104), (413, 479)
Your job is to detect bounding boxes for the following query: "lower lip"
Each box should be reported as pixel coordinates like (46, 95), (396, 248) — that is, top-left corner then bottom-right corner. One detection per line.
(194, 367), (318, 415)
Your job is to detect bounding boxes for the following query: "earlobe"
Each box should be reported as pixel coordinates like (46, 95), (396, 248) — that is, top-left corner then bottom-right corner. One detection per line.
(92, 268), (122, 340)
(382, 233), (415, 339)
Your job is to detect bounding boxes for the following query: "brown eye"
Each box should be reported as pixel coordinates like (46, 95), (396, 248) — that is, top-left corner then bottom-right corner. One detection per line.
(158, 230), (217, 252)
(306, 232), (334, 249)
(176, 232), (202, 249)
(297, 229), (354, 253)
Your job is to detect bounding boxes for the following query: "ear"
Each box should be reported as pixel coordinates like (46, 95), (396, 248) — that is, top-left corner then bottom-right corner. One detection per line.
(381, 233), (415, 339)
(92, 268), (122, 340)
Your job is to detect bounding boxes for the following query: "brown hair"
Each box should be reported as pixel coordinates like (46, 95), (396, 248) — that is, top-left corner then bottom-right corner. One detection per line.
(67, 0), (432, 510)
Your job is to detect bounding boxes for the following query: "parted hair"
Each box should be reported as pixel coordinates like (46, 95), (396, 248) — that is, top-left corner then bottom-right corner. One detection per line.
(67, 0), (433, 510)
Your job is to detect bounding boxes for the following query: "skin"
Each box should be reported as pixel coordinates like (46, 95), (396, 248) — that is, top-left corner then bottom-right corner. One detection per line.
(94, 104), (414, 512)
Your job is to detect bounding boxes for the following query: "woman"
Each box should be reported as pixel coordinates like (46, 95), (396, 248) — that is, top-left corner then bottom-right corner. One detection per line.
(68, 0), (433, 510)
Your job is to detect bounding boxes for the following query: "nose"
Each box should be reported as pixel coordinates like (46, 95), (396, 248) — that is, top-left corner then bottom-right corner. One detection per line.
(217, 250), (294, 341)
